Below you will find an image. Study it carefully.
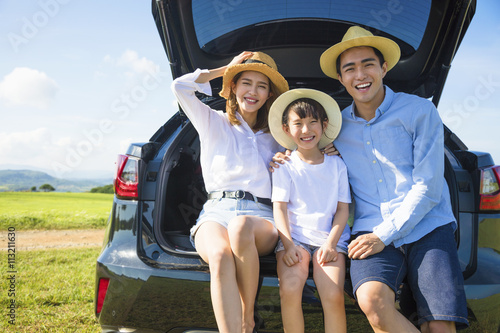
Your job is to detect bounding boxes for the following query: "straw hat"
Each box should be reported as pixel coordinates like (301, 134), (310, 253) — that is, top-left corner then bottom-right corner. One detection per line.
(320, 26), (401, 79)
(219, 52), (289, 99)
(268, 88), (342, 150)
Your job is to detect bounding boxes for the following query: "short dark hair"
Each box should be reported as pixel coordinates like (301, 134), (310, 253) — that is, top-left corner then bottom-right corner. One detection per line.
(282, 98), (328, 125)
(336, 47), (385, 78)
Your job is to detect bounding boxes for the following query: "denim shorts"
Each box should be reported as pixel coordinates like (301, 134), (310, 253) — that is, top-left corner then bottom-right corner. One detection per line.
(350, 223), (469, 328)
(275, 239), (347, 257)
(190, 198), (275, 246)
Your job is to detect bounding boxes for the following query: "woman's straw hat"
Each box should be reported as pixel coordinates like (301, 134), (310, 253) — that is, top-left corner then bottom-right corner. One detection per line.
(320, 26), (401, 79)
(219, 52), (289, 99)
(268, 88), (342, 150)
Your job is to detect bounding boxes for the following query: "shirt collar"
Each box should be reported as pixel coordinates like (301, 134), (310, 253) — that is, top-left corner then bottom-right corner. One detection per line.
(347, 85), (395, 122)
(235, 111), (264, 135)
(378, 85), (394, 116)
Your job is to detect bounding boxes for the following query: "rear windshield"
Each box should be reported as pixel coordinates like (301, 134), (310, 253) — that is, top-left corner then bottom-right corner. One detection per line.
(192, 0), (431, 55)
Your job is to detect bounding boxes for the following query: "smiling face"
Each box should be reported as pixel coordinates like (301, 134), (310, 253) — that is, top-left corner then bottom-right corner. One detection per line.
(283, 101), (328, 152)
(338, 46), (387, 118)
(231, 71), (272, 117)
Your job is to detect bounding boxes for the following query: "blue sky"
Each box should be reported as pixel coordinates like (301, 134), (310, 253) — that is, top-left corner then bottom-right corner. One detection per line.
(1, 0), (499, 179)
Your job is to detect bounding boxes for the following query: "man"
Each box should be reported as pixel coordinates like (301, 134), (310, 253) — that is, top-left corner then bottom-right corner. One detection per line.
(319, 26), (469, 332)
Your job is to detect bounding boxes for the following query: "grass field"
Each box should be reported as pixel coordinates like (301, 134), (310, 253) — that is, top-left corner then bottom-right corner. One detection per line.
(1, 247), (101, 332)
(0, 192), (113, 230)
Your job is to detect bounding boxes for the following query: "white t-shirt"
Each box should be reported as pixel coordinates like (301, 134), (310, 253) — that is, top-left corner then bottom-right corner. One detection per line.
(171, 69), (282, 199)
(272, 151), (351, 246)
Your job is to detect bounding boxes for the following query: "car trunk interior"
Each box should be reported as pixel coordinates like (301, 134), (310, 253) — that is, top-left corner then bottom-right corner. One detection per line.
(154, 108), (464, 260)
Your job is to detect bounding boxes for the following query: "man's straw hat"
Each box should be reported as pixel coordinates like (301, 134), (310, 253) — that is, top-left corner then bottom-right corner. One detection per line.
(320, 26), (401, 79)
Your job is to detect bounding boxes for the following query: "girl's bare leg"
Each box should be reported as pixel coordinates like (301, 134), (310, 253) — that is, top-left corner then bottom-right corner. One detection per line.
(276, 247), (311, 333)
(313, 252), (346, 333)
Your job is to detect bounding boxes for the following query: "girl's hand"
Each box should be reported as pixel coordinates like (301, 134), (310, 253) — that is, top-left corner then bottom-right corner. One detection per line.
(228, 51), (254, 67)
(282, 245), (303, 267)
(316, 245), (338, 266)
(321, 142), (341, 156)
(269, 150), (292, 172)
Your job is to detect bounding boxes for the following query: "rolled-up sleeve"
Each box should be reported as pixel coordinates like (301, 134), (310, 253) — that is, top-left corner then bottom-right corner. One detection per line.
(171, 69), (214, 133)
(373, 103), (444, 245)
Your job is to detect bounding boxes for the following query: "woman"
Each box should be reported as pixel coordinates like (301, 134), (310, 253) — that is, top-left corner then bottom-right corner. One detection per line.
(171, 51), (289, 333)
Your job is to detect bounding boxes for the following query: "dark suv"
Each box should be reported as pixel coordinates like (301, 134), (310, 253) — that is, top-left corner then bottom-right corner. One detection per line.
(94, 1), (500, 332)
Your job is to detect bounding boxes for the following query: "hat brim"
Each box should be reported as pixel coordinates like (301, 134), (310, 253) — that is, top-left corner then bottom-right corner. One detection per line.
(219, 63), (289, 99)
(269, 89), (342, 150)
(320, 36), (401, 79)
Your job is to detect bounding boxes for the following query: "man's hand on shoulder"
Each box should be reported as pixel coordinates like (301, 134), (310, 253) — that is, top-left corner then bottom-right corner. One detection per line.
(321, 142), (341, 157)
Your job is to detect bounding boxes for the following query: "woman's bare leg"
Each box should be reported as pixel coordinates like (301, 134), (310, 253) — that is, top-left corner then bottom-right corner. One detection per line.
(228, 216), (278, 333)
(195, 222), (241, 333)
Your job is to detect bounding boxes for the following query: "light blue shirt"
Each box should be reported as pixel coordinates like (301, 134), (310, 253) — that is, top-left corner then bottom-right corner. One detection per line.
(334, 86), (456, 248)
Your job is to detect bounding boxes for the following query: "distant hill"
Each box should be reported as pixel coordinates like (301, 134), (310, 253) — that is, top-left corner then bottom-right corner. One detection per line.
(0, 170), (113, 192)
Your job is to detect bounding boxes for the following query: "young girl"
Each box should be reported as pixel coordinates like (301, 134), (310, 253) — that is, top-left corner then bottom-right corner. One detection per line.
(171, 51), (288, 333)
(268, 88), (350, 333)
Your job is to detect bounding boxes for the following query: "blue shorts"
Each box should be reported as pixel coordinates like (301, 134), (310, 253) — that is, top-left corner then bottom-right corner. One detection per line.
(350, 223), (469, 328)
(275, 239), (347, 257)
(190, 198), (275, 246)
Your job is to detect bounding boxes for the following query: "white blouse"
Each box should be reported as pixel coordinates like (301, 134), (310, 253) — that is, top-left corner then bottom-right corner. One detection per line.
(171, 69), (282, 199)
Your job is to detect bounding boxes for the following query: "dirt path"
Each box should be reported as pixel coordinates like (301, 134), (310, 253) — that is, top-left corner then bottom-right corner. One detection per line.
(0, 229), (105, 251)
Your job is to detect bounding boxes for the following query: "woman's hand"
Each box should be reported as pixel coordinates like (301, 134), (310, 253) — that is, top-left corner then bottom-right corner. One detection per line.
(321, 142), (341, 156)
(269, 150), (291, 172)
(228, 51), (254, 67)
(195, 51), (254, 84)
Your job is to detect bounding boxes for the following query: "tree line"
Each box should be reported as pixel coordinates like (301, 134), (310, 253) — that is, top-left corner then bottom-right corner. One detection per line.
(30, 184), (113, 193)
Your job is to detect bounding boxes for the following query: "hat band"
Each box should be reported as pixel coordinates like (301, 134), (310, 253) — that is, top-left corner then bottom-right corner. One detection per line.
(242, 59), (272, 68)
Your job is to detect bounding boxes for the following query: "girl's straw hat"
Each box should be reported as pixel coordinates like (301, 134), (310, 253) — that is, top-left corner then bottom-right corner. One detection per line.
(219, 52), (289, 99)
(268, 88), (342, 150)
(320, 26), (401, 79)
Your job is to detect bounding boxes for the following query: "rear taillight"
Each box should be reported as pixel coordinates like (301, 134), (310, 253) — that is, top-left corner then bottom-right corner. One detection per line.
(479, 166), (500, 211)
(96, 278), (110, 314)
(114, 154), (138, 199)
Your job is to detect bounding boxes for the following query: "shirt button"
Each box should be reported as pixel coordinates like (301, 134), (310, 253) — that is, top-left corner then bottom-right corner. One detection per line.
(366, 124), (370, 127)
(379, 179), (383, 182)
(372, 160), (376, 164)
(367, 141), (371, 145)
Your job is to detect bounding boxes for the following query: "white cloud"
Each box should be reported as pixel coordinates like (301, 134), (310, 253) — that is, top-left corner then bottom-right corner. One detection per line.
(0, 67), (58, 109)
(0, 128), (54, 162)
(0, 128), (118, 177)
(104, 49), (159, 76)
(118, 49), (159, 74)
